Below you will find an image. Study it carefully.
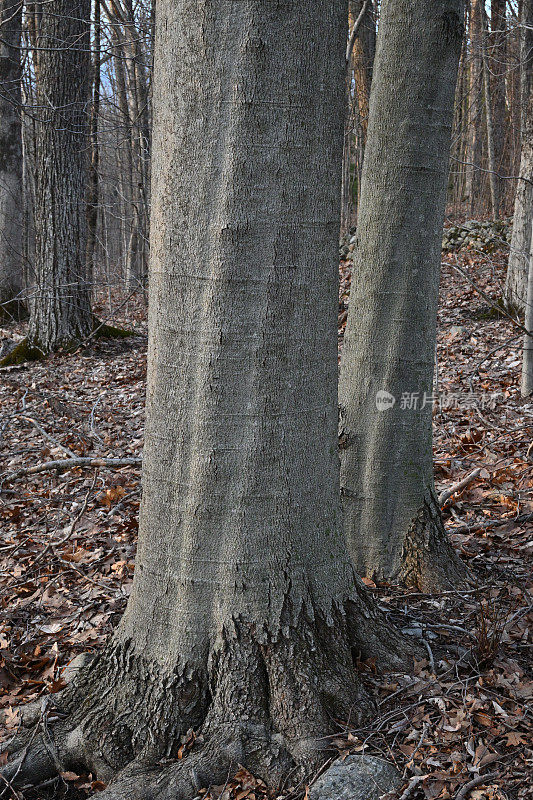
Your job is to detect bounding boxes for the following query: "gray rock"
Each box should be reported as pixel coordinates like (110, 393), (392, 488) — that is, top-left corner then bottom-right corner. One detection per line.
(309, 754), (401, 800)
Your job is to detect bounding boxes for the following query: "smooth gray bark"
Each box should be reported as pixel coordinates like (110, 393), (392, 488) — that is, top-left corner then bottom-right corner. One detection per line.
(506, 0), (533, 312)
(480, 7), (499, 220)
(3, 0), (408, 795)
(27, 0), (93, 353)
(0, 0), (24, 320)
(522, 219), (533, 395)
(339, 0), (469, 591)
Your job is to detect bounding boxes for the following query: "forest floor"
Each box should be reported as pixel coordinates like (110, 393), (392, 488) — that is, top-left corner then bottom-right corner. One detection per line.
(0, 241), (531, 800)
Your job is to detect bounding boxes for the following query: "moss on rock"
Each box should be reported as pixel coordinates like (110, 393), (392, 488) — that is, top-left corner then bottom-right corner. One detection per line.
(0, 338), (45, 366)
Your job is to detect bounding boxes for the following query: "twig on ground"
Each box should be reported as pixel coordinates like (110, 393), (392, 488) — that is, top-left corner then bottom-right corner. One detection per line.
(439, 468), (482, 507)
(455, 772), (498, 800)
(1, 456), (142, 484)
(398, 774), (427, 800)
(422, 639), (435, 674)
(31, 471), (99, 568)
(18, 415), (77, 459)
(450, 512), (533, 535)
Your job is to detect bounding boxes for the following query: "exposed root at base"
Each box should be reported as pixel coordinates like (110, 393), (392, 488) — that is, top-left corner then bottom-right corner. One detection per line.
(399, 492), (471, 591)
(1, 602), (411, 798)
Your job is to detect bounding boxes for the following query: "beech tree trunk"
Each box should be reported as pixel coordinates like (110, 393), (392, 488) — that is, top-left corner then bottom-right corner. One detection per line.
(522, 219), (533, 395)
(480, 7), (499, 220)
(3, 1), (408, 795)
(27, 0), (93, 353)
(339, 0), (469, 591)
(506, 0), (533, 312)
(0, 0), (24, 321)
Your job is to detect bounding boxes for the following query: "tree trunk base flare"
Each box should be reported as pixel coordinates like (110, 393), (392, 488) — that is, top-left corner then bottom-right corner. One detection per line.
(398, 493), (471, 592)
(3, 598), (412, 798)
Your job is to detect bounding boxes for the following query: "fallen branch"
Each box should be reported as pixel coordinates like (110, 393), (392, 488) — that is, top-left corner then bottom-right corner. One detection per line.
(455, 772), (497, 800)
(18, 415), (77, 459)
(1, 456), (142, 483)
(450, 512), (533, 535)
(438, 468), (482, 507)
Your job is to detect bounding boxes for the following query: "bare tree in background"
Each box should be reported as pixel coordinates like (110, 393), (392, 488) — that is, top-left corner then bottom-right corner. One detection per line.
(27, 0), (93, 353)
(506, 0), (533, 312)
(0, 0), (24, 320)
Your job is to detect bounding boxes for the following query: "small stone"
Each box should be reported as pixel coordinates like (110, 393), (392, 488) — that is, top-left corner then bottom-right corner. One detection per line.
(449, 325), (464, 339)
(309, 755), (401, 800)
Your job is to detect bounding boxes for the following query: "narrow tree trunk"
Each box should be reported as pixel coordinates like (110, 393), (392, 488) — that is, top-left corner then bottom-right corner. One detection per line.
(522, 219), (533, 395)
(86, 0), (101, 286)
(0, 0), (24, 321)
(339, 0), (469, 591)
(466, 0), (484, 215)
(3, 0), (408, 795)
(490, 0), (507, 204)
(28, 0), (93, 353)
(350, 0), (375, 145)
(481, 7), (500, 219)
(506, 0), (533, 311)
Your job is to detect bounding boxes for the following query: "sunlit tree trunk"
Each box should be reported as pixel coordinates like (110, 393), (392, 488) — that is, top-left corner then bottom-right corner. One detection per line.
(466, 0), (484, 215)
(480, 6), (499, 219)
(86, 0), (101, 285)
(490, 0), (507, 206)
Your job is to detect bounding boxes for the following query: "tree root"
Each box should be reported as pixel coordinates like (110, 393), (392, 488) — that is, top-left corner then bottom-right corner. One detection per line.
(1, 602), (412, 797)
(399, 493), (471, 591)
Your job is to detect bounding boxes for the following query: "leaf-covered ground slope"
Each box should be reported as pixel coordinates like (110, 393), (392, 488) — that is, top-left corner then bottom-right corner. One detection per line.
(0, 244), (531, 800)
